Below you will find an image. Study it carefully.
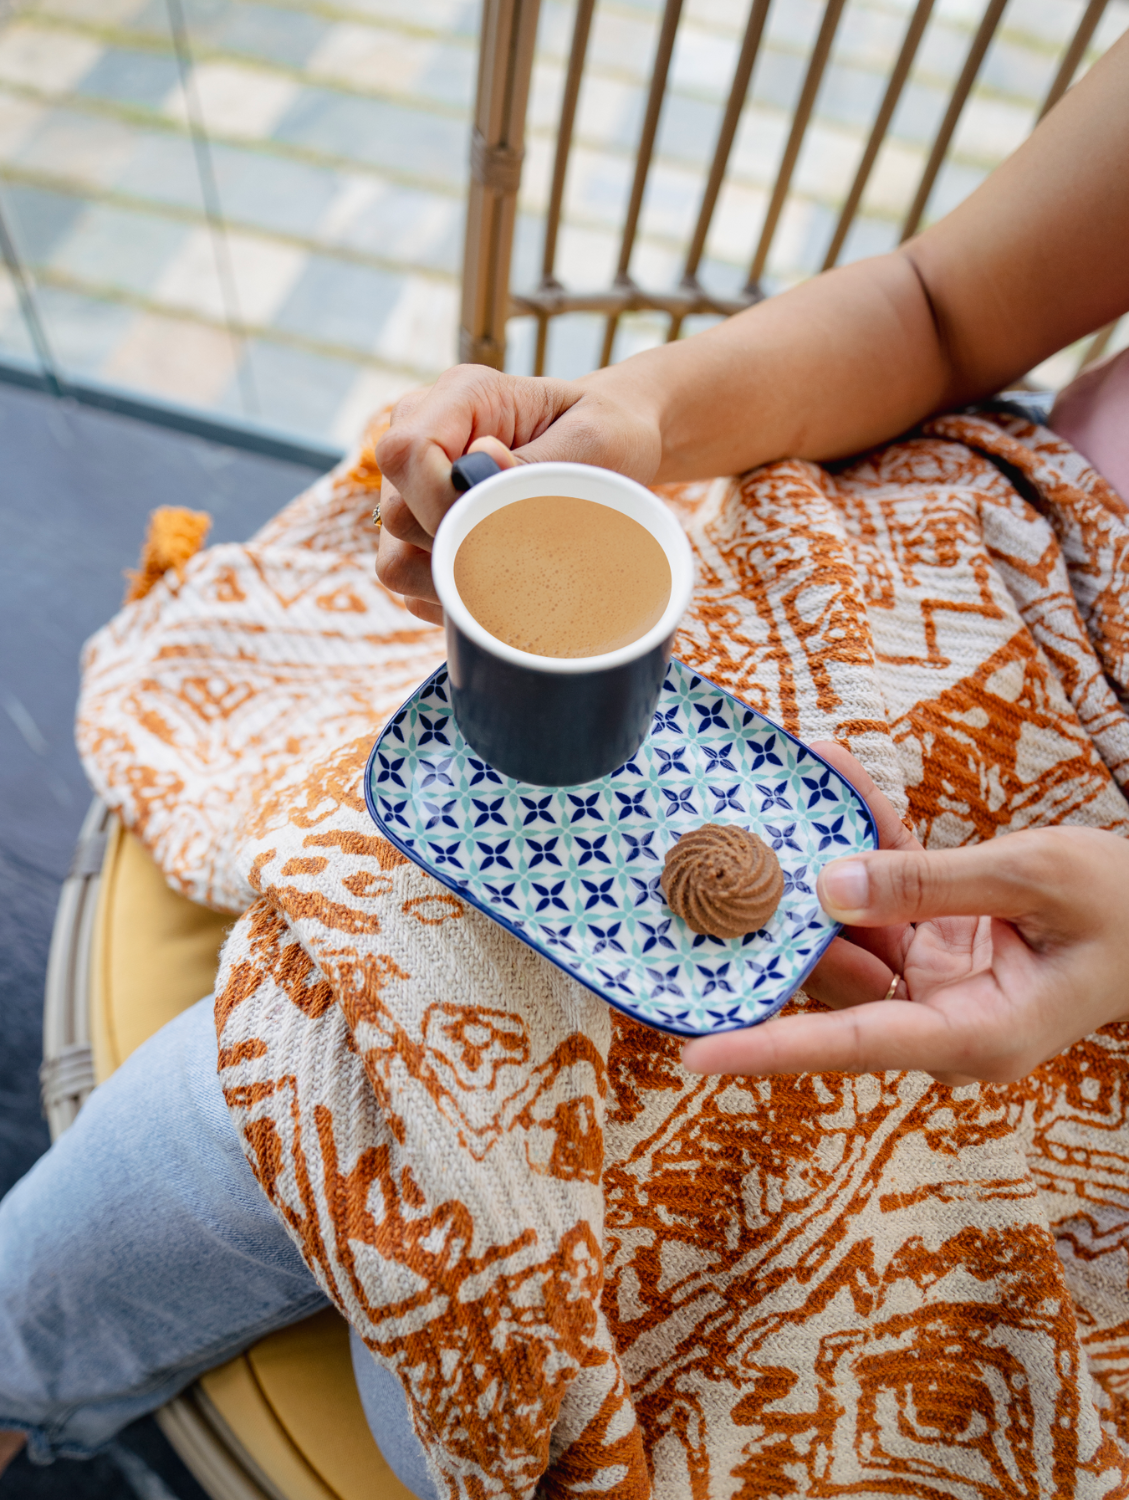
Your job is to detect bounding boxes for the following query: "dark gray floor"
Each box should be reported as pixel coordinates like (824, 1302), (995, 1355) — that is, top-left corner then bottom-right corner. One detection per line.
(0, 380), (324, 1498)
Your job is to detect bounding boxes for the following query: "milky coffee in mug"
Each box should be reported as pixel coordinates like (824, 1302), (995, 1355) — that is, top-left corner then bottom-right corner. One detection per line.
(432, 460), (694, 786)
(452, 494), (672, 658)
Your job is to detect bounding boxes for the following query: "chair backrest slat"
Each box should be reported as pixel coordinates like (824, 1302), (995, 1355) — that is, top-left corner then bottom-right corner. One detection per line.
(459, 0), (543, 368)
(746, 0), (849, 292)
(899, 0), (1008, 243)
(599, 0), (686, 368)
(535, 0), (597, 374)
(822, 0), (936, 271)
(667, 0), (773, 343)
(1039, 0), (1111, 121)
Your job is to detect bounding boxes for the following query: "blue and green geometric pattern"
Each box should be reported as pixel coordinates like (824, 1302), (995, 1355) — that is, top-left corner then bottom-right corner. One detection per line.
(365, 658), (878, 1037)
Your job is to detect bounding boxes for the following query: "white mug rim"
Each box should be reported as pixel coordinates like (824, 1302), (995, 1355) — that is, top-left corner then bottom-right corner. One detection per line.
(431, 461), (694, 675)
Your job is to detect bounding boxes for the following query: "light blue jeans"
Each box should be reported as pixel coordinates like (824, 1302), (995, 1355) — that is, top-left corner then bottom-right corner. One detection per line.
(0, 997), (437, 1500)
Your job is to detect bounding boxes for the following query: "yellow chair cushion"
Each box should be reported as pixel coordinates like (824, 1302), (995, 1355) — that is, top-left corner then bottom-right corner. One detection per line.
(91, 822), (233, 1081)
(199, 1311), (411, 1500)
(91, 821), (412, 1500)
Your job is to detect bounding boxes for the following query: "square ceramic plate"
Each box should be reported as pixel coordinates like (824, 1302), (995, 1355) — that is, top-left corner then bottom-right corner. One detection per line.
(364, 658), (877, 1037)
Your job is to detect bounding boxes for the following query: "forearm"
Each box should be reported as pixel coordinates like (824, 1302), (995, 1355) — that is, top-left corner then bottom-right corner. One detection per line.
(580, 251), (957, 483)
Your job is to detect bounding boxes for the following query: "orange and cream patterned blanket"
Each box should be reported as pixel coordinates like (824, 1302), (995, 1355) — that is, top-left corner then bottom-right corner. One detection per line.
(77, 409), (1129, 1498)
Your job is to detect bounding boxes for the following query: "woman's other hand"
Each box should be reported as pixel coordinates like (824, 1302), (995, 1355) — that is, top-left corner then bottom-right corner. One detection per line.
(373, 364), (663, 624)
(682, 744), (1129, 1085)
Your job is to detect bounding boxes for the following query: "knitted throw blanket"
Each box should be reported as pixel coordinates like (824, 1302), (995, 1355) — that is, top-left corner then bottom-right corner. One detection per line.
(77, 410), (1129, 1498)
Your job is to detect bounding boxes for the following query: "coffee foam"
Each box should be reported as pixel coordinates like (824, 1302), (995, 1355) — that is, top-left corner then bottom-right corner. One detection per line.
(453, 494), (672, 658)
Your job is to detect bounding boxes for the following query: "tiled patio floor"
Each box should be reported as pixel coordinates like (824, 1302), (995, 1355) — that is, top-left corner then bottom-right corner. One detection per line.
(0, 0), (1125, 446)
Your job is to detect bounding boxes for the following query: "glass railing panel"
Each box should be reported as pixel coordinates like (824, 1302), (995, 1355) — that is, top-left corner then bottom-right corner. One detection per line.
(0, 0), (480, 443)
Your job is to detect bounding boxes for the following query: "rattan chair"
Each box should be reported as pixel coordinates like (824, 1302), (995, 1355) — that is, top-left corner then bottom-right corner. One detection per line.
(42, 1), (1123, 1495)
(460, 0), (1121, 376)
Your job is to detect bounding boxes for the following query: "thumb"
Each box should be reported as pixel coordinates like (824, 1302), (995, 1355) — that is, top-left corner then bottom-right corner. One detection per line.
(816, 830), (1080, 930)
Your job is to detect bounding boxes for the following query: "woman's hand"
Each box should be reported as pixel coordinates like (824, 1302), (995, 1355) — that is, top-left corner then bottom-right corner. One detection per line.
(374, 364), (663, 623)
(682, 744), (1129, 1085)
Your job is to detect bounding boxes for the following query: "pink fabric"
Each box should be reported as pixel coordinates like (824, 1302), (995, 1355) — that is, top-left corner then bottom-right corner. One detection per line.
(1050, 346), (1129, 502)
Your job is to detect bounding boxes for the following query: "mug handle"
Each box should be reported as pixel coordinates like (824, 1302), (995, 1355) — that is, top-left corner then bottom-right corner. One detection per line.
(451, 452), (502, 492)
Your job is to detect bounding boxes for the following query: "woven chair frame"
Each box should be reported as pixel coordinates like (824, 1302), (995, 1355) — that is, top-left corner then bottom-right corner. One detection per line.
(458, 0), (1120, 379)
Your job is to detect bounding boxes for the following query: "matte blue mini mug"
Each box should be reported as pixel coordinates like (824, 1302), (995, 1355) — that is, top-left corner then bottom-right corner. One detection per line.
(432, 460), (694, 786)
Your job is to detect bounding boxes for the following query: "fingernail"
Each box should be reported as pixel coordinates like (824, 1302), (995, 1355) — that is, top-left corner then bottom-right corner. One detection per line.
(819, 859), (869, 916)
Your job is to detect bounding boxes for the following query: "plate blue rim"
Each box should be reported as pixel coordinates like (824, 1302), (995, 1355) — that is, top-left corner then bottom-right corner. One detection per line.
(363, 660), (878, 1038)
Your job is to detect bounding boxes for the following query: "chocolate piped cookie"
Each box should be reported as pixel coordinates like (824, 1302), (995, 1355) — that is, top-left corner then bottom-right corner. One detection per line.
(661, 823), (784, 938)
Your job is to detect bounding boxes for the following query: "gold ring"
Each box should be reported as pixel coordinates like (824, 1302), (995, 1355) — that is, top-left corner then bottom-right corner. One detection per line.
(371, 504), (382, 530)
(882, 975), (899, 1001)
